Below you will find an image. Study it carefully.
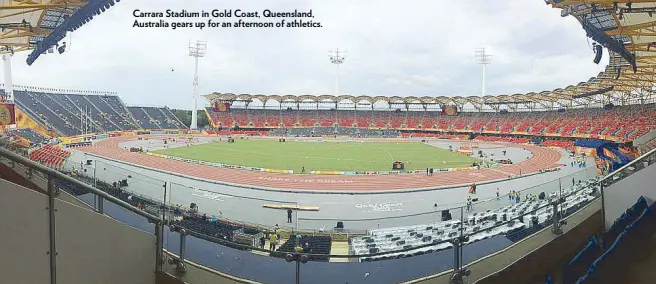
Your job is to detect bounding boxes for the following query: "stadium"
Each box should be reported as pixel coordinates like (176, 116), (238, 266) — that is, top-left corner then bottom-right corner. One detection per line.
(0, 1), (655, 284)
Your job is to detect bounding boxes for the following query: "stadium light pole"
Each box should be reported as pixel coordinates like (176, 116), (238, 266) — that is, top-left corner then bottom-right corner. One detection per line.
(2, 53), (14, 103)
(474, 48), (492, 97)
(189, 40), (207, 130)
(329, 49), (347, 97)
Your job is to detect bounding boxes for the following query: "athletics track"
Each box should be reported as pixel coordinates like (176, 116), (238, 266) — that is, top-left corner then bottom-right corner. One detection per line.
(78, 135), (562, 191)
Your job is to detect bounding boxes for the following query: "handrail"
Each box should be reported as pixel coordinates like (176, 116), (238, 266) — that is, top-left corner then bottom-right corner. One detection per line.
(599, 147), (656, 183)
(0, 147), (161, 222)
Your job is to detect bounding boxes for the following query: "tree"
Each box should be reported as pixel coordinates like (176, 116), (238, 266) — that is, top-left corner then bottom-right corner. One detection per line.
(171, 109), (209, 128)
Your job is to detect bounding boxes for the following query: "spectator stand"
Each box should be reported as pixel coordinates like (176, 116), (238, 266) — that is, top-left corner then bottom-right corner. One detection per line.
(557, 196), (656, 284)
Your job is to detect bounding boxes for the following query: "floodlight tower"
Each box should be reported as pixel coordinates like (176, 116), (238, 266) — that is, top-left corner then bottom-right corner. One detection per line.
(2, 51), (14, 102)
(189, 40), (207, 130)
(329, 49), (347, 96)
(474, 48), (492, 96)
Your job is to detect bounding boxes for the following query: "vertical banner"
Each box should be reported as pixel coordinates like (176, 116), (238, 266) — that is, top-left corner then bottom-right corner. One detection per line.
(441, 105), (458, 116)
(214, 102), (231, 112)
(0, 103), (15, 125)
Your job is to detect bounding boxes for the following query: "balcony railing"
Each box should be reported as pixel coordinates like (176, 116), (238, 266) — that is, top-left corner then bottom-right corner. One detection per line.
(4, 140), (642, 283)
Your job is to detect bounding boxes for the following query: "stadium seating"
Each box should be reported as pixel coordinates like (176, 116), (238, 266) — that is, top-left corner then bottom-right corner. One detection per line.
(29, 145), (70, 168)
(11, 89), (188, 136)
(541, 139), (575, 149)
(205, 104), (656, 142)
(562, 236), (602, 284)
(9, 87), (656, 141)
(473, 135), (530, 144)
(143, 107), (185, 129)
(353, 177), (600, 262)
(638, 138), (656, 154)
(12, 128), (49, 146)
(84, 94), (141, 130)
(275, 235), (332, 261)
(267, 127), (401, 138)
(54, 174), (264, 248)
(127, 106), (186, 130)
(14, 90), (80, 136)
(566, 196), (656, 284)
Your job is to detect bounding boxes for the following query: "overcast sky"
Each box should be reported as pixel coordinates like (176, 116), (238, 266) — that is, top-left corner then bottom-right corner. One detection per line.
(4, 0), (607, 109)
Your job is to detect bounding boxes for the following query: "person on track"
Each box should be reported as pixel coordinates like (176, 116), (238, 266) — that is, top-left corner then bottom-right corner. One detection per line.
(287, 209), (293, 223)
(269, 232), (277, 251)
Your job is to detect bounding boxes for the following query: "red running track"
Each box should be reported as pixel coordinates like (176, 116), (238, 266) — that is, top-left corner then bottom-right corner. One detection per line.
(78, 136), (562, 191)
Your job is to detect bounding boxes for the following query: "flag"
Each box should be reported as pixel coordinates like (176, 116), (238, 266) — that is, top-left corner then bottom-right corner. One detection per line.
(214, 102), (230, 112)
(0, 103), (15, 125)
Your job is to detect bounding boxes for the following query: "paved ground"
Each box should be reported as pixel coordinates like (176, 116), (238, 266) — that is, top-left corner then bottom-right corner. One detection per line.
(66, 135), (597, 232)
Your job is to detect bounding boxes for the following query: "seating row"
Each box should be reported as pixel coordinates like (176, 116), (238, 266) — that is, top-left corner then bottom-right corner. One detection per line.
(205, 105), (656, 142)
(10, 128), (49, 146)
(565, 196), (656, 284)
(29, 145), (70, 168)
(274, 235), (332, 262)
(353, 178), (600, 261)
(12, 90), (186, 136)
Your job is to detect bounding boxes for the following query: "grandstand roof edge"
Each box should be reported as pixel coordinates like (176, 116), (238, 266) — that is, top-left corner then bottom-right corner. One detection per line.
(21, 0), (120, 65)
(206, 1), (656, 108)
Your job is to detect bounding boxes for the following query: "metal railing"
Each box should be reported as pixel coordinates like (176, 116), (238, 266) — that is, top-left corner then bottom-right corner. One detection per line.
(0, 147), (164, 284)
(0, 142), (614, 284)
(599, 147), (656, 229)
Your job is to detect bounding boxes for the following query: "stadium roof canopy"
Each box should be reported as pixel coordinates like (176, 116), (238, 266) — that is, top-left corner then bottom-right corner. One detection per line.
(0, 0), (119, 65)
(206, 0), (656, 111)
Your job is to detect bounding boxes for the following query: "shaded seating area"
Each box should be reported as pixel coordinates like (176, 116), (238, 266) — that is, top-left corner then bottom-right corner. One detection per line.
(204, 104), (656, 142)
(473, 135), (531, 144)
(556, 196), (656, 284)
(561, 236), (602, 284)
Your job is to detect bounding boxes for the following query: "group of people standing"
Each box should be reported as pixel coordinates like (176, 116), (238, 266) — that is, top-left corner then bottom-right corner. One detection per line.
(259, 224), (281, 251)
(508, 190), (539, 204)
(257, 209), (295, 251)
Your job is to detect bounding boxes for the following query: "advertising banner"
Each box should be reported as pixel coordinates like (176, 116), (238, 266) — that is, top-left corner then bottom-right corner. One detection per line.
(214, 102), (231, 112)
(0, 103), (15, 125)
(441, 105), (458, 116)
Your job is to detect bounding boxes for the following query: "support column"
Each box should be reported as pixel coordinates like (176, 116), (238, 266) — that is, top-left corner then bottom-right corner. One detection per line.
(190, 56), (199, 130)
(175, 228), (187, 273)
(551, 201), (566, 235)
(3, 54), (14, 102)
(155, 221), (164, 272)
(47, 174), (58, 284)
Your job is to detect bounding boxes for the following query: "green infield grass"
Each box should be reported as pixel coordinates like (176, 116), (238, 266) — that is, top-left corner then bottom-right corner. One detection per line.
(152, 139), (479, 172)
